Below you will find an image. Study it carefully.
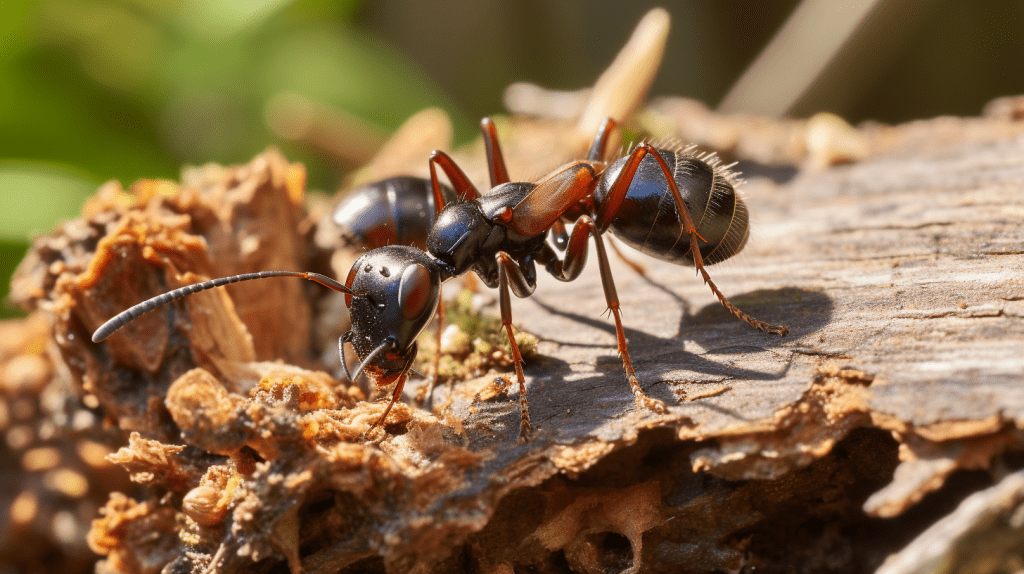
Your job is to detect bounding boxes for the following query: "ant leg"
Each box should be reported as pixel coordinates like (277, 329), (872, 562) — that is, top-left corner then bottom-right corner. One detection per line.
(416, 284), (445, 407)
(550, 219), (648, 279)
(548, 219), (645, 280)
(593, 231), (667, 413)
(545, 216), (592, 282)
(495, 252), (537, 444)
(481, 118), (510, 186)
(593, 146), (650, 232)
(608, 237), (648, 276)
(546, 216), (666, 414)
(429, 150), (480, 210)
(355, 338), (410, 436)
(642, 145), (787, 336)
(365, 374), (408, 436)
(595, 143), (786, 336)
(550, 219), (569, 250)
(586, 118), (617, 162)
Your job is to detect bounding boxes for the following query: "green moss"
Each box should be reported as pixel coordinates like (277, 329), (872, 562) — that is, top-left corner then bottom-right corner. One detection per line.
(413, 288), (539, 382)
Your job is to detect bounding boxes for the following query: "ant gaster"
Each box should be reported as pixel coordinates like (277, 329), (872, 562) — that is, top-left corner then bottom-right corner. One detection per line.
(332, 176), (454, 251)
(92, 117), (787, 444)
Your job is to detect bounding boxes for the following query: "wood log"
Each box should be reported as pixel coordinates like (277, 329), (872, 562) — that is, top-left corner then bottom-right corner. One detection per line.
(9, 103), (1024, 573)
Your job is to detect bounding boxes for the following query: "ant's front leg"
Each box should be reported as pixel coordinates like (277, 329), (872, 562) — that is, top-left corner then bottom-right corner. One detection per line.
(546, 216), (667, 415)
(429, 150), (480, 209)
(495, 252), (537, 444)
(415, 283), (445, 408)
(365, 373), (408, 437)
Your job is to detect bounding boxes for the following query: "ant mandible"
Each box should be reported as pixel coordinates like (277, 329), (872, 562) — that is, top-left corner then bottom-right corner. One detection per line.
(92, 117), (787, 444)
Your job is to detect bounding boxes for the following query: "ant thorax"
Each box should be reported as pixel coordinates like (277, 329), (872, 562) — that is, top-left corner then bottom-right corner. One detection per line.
(425, 202), (489, 279)
(426, 191), (546, 288)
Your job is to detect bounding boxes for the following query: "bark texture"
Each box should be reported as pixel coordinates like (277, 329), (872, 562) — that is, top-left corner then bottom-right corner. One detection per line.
(4, 100), (1024, 573)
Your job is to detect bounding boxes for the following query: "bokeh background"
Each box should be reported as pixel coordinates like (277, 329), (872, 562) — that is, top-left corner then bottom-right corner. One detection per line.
(3, 0), (1024, 318)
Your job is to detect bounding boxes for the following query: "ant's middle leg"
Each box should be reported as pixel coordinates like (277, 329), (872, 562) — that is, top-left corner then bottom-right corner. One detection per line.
(495, 252), (537, 444)
(546, 215), (667, 414)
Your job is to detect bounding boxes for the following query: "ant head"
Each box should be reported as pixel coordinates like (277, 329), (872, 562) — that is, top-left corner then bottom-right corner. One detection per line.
(343, 245), (441, 385)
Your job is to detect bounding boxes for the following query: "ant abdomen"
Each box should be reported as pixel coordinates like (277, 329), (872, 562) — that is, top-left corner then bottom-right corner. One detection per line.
(593, 147), (749, 266)
(332, 177), (455, 250)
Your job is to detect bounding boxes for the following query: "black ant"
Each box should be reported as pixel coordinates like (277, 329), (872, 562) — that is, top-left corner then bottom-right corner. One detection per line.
(92, 117), (787, 444)
(332, 176), (453, 251)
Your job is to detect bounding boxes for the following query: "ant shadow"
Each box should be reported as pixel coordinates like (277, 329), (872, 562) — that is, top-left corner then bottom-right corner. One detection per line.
(623, 269), (833, 348)
(733, 160), (800, 185)
(447, 273), (834, 447)
(533, 282), (832, 353)
(507, 283), (834, 442)
(459, 318), (778, 447)
(681, 286), (833, 351)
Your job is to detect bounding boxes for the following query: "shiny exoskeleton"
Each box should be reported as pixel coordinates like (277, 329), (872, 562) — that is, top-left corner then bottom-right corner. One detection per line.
(332, 176), (454, 250)
(91, 117), (786, 444)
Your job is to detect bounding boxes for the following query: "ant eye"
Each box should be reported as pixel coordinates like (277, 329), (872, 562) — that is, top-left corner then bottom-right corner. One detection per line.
(398, 263), (434, 320)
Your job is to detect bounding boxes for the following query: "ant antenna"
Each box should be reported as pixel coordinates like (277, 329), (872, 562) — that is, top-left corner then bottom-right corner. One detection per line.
(92, 271), (354, 343)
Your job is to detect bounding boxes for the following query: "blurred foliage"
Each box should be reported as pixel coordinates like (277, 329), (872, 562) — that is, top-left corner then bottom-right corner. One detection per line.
(0, 0), (468, 318)
(5, 0), (1024, 319)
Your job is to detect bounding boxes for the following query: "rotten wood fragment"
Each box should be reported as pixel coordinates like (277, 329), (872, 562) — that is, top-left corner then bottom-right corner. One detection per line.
(61, 109), (1024, 573)
(4, 109), (1024, 573)
(874, 469), (1024, 574)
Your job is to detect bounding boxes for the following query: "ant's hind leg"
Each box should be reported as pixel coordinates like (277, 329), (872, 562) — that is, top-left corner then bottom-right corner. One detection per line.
(595, 142), (786, 336)
(641, 145), (787, 336)
(586, 118), (617, 162)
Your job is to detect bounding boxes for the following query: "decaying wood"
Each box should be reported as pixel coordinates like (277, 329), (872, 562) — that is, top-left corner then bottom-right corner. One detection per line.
(876, 468), (1024, 574)
(3, 105), (1020, 573)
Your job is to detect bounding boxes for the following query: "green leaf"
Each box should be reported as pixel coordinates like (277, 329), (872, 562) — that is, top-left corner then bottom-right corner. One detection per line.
(0, 161), (96, 240)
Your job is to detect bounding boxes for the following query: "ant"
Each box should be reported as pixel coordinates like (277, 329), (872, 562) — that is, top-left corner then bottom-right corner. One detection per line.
(332, 176), (454, 251)
(92, 117), (787, 444)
